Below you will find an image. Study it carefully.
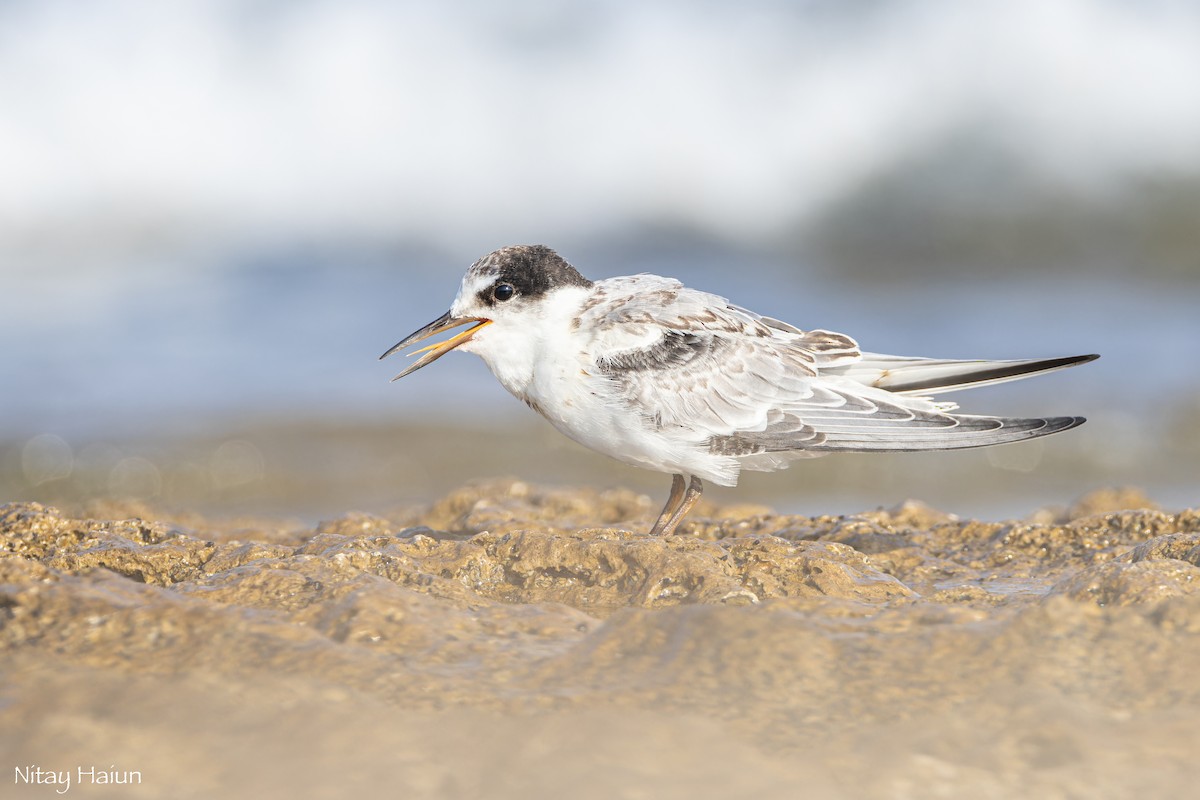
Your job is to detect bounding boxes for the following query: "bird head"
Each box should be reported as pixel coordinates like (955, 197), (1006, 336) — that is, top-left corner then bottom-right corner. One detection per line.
(380, 244), (592, 380)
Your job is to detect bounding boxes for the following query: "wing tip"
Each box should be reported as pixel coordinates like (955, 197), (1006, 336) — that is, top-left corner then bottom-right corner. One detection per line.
(1050, 414), (1087, 432)
(802, 412), (1088, 453)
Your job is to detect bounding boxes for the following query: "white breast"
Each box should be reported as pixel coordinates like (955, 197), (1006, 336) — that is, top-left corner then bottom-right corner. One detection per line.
(529, 300), (744, 484)
(462, 283), (741, 485)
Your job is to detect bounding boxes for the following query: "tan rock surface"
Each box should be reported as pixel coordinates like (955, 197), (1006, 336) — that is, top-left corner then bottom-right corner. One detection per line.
(3, 483), (1200, 798)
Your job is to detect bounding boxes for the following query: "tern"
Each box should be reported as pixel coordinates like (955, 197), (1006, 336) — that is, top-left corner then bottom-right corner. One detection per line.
(382, 245), (1096, 536)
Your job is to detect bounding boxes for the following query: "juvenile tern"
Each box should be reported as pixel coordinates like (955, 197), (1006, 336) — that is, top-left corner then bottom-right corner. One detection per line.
(382, 245), (1097, 536)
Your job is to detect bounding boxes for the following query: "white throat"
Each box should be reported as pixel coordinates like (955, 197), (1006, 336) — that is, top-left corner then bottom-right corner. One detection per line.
(456, 285), (592, 400)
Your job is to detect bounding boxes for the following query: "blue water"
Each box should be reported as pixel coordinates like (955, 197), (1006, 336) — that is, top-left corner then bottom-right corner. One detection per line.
(2, 245), (1192, 438)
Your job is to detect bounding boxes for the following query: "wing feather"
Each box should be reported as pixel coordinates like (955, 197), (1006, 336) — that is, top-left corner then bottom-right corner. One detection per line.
(577, 275), (1086, 471)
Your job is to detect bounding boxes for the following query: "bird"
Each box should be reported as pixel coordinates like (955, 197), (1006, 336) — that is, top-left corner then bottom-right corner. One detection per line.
(381, 244), (1097, 536)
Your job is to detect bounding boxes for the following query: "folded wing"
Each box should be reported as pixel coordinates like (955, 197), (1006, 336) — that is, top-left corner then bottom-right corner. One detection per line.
(580, 276), (1091, 465)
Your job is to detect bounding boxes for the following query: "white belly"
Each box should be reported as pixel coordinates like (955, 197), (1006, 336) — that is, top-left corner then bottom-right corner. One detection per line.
(515, 357), (742, 486)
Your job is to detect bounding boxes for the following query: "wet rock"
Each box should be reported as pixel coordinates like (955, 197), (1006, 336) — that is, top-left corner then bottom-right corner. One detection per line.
(4, 490), (1200, 799)
(1048, 560), (1200, 606)
(1065, 487), (1160, 520)
(1121, 533), (1200, 566)
(0, 501), (176, 559)
(299, 526), (915, 612)
(815, 516), (917, 556)
(1047, 531), (1200, 606)
(315, 512), (397, 537)
(418, 479), (657, 534)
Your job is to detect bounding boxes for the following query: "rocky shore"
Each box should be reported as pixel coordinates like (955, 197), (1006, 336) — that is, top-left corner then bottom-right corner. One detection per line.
(3, 483), (1199, 798)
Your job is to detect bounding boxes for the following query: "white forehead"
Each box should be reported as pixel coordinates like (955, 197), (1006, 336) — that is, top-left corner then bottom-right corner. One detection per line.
(455, 266), (495, 304)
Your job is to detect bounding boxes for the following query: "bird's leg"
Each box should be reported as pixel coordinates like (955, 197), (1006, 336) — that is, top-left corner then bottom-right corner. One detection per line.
(649, 474), (687, 535)
(653, 475), (704, 537)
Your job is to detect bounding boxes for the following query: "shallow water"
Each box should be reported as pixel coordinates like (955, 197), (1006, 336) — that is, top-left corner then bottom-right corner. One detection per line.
(4, 247), (1199, 523)
(3, 485), (1199, 798)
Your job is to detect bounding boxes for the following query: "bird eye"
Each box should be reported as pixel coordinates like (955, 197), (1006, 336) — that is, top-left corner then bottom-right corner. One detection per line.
(493, 283), (515, 302)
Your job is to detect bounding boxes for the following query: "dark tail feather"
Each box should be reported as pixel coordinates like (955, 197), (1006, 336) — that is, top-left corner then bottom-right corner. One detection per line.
(831, 353), (1099, 396)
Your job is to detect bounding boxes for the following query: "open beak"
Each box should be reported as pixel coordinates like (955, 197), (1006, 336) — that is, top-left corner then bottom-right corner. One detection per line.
(379, 311), (492, 381)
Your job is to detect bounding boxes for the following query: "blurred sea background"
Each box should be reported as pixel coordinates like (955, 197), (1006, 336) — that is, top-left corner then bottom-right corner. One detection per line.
(2, 0), (1198, 521)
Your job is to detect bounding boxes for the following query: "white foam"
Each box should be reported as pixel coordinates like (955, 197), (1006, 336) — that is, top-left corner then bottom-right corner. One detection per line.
(0, 0), (1197, 263)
